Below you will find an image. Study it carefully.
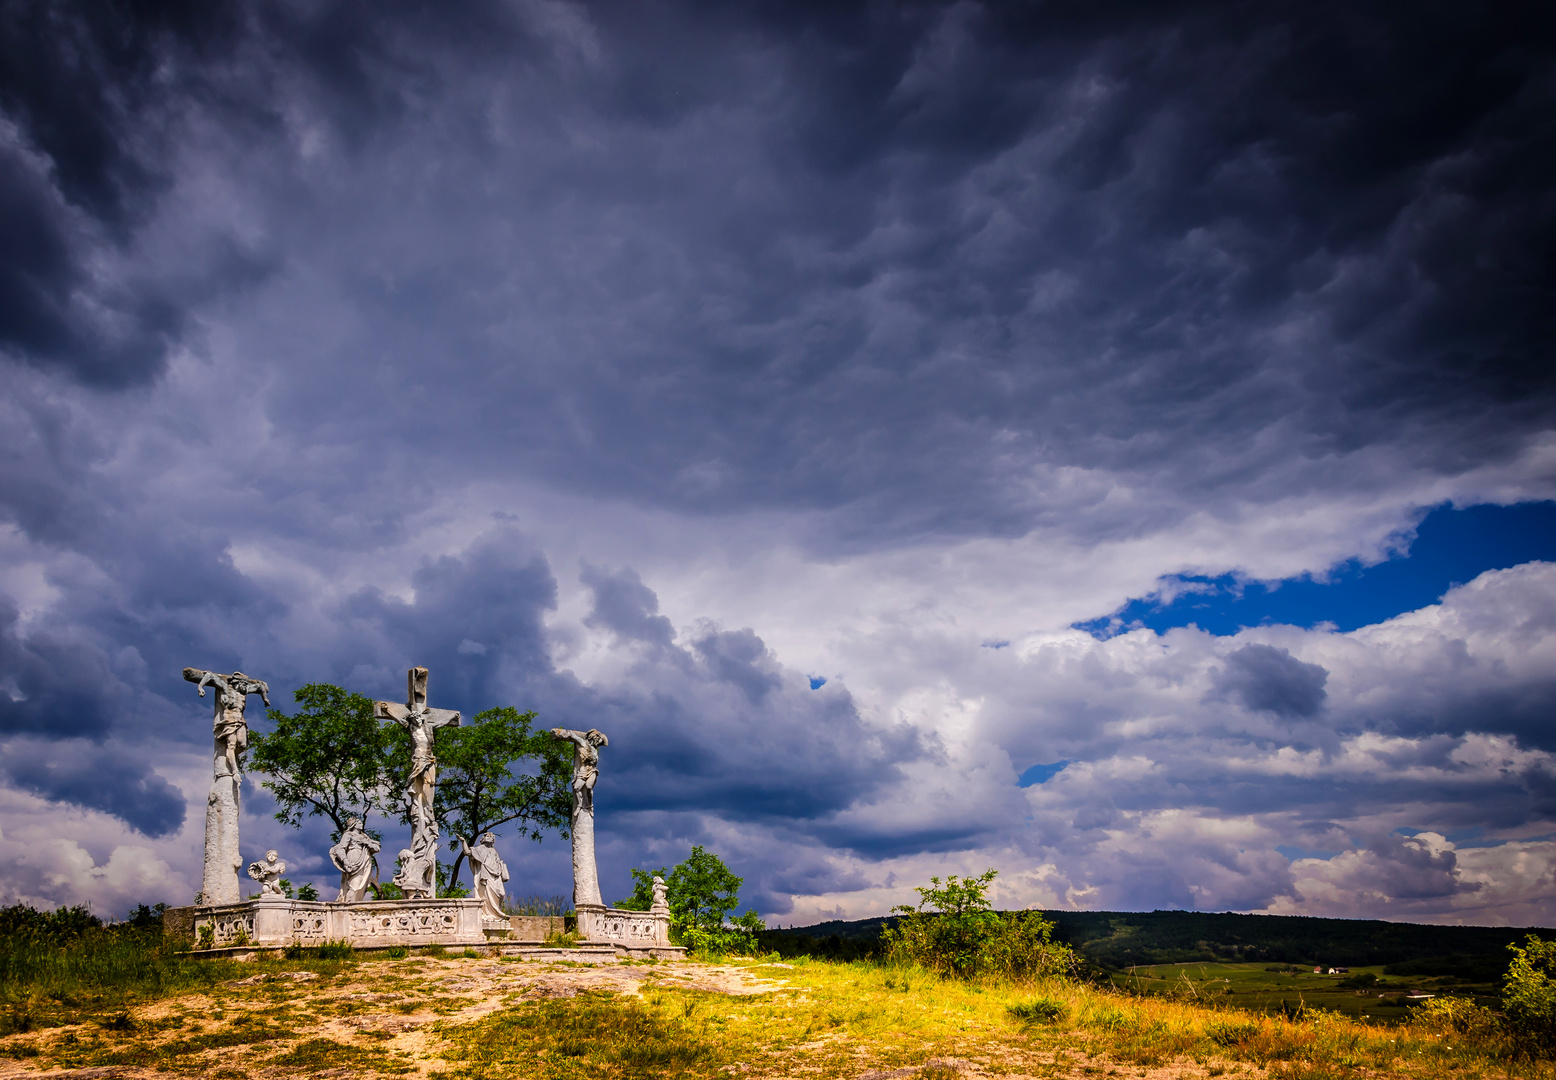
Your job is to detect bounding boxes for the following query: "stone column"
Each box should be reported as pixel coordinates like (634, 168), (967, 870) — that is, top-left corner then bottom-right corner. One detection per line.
(571, 800), (602, 907)
(203, 773), (242, 905)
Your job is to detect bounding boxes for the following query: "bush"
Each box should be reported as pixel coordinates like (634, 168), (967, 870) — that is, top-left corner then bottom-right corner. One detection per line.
(1504, 934), (1556, 1055)
(1008, 997), (1068, 1025)
(1409, 995), (1502, 1044)
(882, 869), (1078, 981)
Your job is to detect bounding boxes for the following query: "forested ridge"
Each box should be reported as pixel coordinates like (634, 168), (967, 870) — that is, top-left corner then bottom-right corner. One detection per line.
(767, 909), (1556, 975)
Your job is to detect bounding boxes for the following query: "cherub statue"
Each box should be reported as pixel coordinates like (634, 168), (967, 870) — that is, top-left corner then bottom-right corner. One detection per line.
(247, 850), (286, 897)
(651, 875), (669, 912)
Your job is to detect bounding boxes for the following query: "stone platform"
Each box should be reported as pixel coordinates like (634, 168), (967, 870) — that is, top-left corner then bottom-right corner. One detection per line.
(187, 896), (490, 950)
(169, 898), (685, 959)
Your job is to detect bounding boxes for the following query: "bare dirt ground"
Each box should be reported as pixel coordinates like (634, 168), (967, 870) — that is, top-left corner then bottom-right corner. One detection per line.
(0, 956), (796, 1080)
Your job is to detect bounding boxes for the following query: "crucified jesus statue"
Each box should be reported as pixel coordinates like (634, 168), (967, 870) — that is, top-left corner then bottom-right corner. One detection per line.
(375, 668), (460, 886)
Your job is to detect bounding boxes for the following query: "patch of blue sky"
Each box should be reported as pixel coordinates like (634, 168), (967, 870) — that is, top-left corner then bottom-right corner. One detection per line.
(1075, 501), (1556, 639)
(1275, 845), (1343, 862)
(1018, 761), (1072, 787)
(808, 676), (827, 689)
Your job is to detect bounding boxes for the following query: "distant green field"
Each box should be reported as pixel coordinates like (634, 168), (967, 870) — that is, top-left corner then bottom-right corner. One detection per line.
(1109, 962), (1500, 1025)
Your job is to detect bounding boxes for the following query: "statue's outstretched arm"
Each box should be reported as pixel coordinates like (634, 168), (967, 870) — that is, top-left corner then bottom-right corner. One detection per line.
(255, 680), (271, 707)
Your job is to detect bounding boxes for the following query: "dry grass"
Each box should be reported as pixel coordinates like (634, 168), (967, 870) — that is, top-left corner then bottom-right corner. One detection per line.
(434, 958), (1556, 1080)
(1, 949), (1552, 1080)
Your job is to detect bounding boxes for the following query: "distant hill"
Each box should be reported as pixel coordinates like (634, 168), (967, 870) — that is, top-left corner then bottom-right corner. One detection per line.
(764, 909), (1554, 975)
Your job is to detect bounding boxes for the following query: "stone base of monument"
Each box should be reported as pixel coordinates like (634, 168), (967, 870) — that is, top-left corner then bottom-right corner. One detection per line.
(184, 896), (490, 951)
(169, 899), (685, 959)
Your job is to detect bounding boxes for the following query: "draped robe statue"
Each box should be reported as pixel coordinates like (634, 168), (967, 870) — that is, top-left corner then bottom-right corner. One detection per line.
(461, 832), (510, 922)
(329, 816), (381, 902)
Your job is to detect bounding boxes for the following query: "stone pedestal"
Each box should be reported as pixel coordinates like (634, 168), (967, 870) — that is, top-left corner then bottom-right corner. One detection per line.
(201, 774), (242, 905)
(570, 805), (602, 907)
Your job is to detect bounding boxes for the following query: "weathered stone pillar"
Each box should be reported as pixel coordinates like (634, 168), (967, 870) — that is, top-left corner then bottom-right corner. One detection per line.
(203, 772), (242, 905)
(571, 799), (602, 907)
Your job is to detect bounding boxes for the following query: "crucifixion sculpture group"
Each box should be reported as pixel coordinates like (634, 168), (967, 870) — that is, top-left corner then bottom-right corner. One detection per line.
(184, 663), (605, 916)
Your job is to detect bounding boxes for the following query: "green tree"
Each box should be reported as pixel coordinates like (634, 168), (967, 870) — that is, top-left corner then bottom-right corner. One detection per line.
(418, 707), (575, 890)
(249, 684), (393, 840)
(667, 844), (743, 932)
(618, 845), (765, 954)
(883, 869), (1077, 980)
(1504, 933), (1556, 1054)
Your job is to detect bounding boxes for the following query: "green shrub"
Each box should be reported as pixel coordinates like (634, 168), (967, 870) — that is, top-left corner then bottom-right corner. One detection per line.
(1504, 934), (1556, 1055)
(1008, 997), (1068, 1025)
(881, 869), (1078, 980)
(315, 941), (354, 960)
(385, 945), (409, 960)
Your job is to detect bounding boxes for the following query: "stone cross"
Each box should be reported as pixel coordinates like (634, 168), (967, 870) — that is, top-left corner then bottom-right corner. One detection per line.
(550, 726), (608, 908)
(184, 667), (270, 907)
(375, 667), (459, 898)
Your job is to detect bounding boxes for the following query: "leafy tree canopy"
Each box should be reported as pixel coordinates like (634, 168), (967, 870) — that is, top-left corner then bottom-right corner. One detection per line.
(249, 683), (392, 841)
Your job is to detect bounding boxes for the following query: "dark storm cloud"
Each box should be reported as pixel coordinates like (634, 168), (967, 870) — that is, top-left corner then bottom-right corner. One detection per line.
(1213, 644), (1328, 718)
(0, 737), (185, 836)
(580, 564), (675, 648)
(0, 597), (122, 738)
(6, 0), (1550, 540)
(305, 532), (925, 834)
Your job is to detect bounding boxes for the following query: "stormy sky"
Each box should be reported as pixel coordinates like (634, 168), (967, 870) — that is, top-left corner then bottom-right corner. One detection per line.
(2, 0), (1555, 925)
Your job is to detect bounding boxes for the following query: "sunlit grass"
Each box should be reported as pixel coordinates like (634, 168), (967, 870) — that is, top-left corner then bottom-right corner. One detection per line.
(433, 956), (1556, 1080)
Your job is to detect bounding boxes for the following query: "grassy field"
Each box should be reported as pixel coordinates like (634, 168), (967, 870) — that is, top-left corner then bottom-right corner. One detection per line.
(1108, 963), (1501, 1024)
(0, 944), (1549, 1080)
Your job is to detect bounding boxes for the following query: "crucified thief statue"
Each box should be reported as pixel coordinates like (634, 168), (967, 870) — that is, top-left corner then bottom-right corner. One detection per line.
(184, 668), (271, 781)
(184, 668), (271, 906)
(550, 726), (608, 908)
(375, 667), (459, 898)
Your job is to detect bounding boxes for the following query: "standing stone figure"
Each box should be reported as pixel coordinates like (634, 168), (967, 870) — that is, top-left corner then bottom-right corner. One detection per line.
(460, 833), (510, 922)
(184, 668), (270, 906)
(549, 727), (609, 908)
(247, 850), (287, 897)
(651, 875), (669, 913)
(329, 816), (381, 902)
(375, 667), (459, 900)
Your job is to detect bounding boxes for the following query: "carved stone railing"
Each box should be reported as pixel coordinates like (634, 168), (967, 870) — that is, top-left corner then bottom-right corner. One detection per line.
(189, 896), (485, 949)
(574, 903), (673, 947)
